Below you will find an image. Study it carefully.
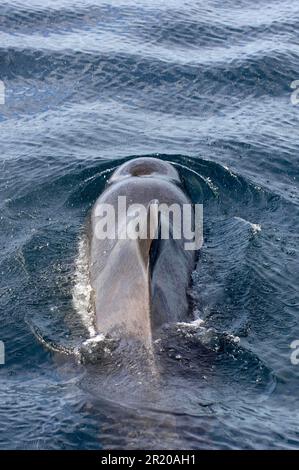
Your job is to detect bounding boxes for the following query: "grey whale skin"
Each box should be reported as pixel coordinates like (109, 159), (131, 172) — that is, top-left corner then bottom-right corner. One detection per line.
(89, 158), (195, 347)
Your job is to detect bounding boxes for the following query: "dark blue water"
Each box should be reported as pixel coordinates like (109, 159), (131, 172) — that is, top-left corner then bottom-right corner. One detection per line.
(0, 0), (299, 450)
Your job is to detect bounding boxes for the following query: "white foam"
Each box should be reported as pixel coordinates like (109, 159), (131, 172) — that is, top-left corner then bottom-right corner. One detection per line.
(176, 318), (241, 349)
(222, 164), (238, 178)
(234, 216), (262, 234)
(251, 223), (262, 234)
(82, 334), (106, 346)
(177, 318), (205, 329)
(72, 234), (96, 337)
(74, 333), (115, 364)
(201, 176), (219, 194)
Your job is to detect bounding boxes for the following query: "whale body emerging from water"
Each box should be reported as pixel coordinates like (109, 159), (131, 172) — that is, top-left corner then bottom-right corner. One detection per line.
(89, 158), (196, 347)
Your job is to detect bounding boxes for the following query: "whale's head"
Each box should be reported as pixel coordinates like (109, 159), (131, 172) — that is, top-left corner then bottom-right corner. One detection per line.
(108, 157), (181, 185)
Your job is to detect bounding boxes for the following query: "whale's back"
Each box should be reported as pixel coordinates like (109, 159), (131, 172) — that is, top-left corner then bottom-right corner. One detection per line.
(89, 158), (195, 344)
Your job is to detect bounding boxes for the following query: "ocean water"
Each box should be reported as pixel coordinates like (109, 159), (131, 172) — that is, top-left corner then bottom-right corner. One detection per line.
(0, 0), (299, 450)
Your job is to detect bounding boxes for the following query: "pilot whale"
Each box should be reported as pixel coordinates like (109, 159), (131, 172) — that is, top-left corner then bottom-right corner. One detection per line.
(89, 158), (196, 347)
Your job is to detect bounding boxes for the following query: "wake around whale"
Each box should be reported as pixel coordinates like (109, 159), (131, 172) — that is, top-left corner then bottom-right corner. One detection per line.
(89, 157), (197, 348)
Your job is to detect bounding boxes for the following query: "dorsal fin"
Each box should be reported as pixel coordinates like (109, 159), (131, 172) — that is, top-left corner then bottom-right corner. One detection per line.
(138, 199), (160, 267)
